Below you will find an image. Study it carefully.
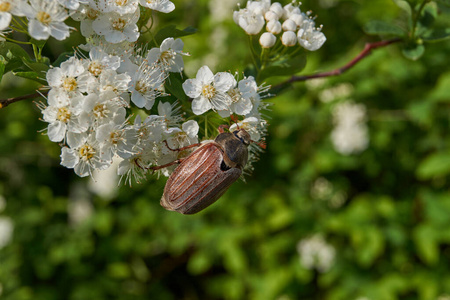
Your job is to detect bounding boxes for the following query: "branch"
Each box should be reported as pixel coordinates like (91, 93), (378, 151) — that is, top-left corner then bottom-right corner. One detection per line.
(0, 90), (48, 109)
(273, 38), (402, 90)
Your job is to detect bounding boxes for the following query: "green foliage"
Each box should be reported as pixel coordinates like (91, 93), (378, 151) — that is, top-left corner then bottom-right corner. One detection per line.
(1, 1), (450, 300)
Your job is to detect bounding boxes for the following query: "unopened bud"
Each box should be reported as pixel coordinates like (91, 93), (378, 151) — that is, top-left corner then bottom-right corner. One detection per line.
(282, 19), (297, 32)
(269, 3), (284, 18)
(281, 31), (297, 47)
(260, 32), (276, 48)
(266, 20), (282, 34)
(289, 13), (305, 27)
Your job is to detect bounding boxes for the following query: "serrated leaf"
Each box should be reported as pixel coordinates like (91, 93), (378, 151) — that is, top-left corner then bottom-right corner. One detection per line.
(364, 20), (405, 36)
(422, 27), (450, 42)
(259, 54), (306, 81)
(154, 25), (197, 45)
(416, 151), (450, 179)
(402, 43), (425, 60)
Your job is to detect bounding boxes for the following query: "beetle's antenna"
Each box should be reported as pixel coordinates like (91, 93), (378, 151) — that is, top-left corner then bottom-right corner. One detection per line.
(251, 139), (267, 149)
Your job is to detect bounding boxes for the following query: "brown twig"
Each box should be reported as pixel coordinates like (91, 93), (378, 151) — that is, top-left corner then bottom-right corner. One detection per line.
(272, 38), (402, 90)
(0, 90), (48, 109)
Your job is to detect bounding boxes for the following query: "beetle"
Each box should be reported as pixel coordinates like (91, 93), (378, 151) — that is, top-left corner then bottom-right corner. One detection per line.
(159, 128), (252, 214)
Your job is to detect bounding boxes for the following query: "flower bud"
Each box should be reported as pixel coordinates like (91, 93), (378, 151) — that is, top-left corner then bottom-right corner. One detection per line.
(282, 19), (297, 32)
(281, 31), (297, 47)
(266, 20), (282, 34)
(259, 32), (276, 48)
(264, 10), (278, 22)
(283, 3), (301, 19)
(269, 3), (284, 18)
(289, 13), (305, 27)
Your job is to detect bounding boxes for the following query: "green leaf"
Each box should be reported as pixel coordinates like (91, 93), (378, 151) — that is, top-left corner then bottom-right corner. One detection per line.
(402, 43), (425, 60)
(0, 55), (6, 82)
(413, 225), (439, 265)
(154, 25), (197, 45)
(416, 151), (450, 179)
(0, 41), (32, 73)
(259, 53), (307, 81)
(364, 20), (405, 36)
(418, 2), (438, 29)
(435, 0), (450, 6)
(422, 27), (450, 42)
(29, 38), (47, 50)
(165, 72), (188, 102)
(12, 71), (47, 84)
(53, 51), (74, 67)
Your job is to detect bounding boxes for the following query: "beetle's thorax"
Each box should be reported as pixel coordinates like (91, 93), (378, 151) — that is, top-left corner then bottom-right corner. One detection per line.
(214, 129), (250, 169)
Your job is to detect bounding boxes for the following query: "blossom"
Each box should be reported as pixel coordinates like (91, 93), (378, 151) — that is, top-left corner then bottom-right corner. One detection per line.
(41, 94), (89, 142)
(96, 121), (137, 160)
(297, 235), (336, 273)
(138, 0), (175, 13)
(147, 38), (187, 73)
(98, 0), (139, 15)
(182, 65), (235, 115)
(164, 120), (199, 149)
(297, 20), (326, 51)
(259, 32), (276, 48)
(331, 101), (369, 155)
(92, 11), (139, 43)
(0, 0), (29, 30)
(128, 62), (167, 109)
(22, 0), (72, 40)
(61, 133), (110, 177)
(83, 46), (121, 77)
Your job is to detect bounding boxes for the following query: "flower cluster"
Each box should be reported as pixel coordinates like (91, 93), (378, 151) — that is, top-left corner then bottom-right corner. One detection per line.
(233, 0), (326, 50)
(331, 101), (369, 155)
(296, 234), (336, 273)
(1, 0), (270, 183)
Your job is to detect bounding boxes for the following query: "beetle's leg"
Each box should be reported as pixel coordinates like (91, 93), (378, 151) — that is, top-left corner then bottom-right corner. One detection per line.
(230, 114), (240, 125)
(218, 124), (229, 133)
(148, 158), (186, 170)
(163, 140), (201, 152)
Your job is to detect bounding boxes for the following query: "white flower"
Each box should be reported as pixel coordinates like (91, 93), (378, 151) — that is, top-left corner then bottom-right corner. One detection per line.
(83, 46), (121, 77)
(158, 101), (182, 128)
(57, 0), (81, 10)
(95, 69), (131, 96)
(0, 217), (13, 249)
(264, 10), (278, 22)
(147, 38), (187, 73)
(71, 3), (100, 37)
(98, 0), (139, 15)
(259, 32), (276, 48)
(182, 65), (235, 115)
(42, 94), (89, 142)
(23, 0), (72, 40)
(164, 120), (199, 149)
(281, 30), (297, 46)
(138, 0), (175, 13)
(128, 62), (167, 109)
(61, 133), (110, 177)
(92, 11), (139, 43)
(0, 0), (29, 30)
(234, 9), (265, 35)
(297, 235), (336, 273)
(47, 57), (94, 96)
(82, 91), (127, 127)
(218, 76), (257, 117)
(269, 2), (284, 18)
(331, 101), (369, 155)
(283, 3), (301, 19)
(96, 121), (137, 160)
(297, 20), (326, 51)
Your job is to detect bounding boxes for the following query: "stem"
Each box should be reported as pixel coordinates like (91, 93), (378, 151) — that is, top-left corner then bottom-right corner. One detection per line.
(0, 91), (48, 109)
(248, 35), (260, 71)
(411, 0), (429, 40)
(272, 38), (402, 90)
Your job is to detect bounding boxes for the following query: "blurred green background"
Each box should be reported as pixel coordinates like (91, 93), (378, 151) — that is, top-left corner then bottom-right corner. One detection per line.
(1, 0), (450, 299)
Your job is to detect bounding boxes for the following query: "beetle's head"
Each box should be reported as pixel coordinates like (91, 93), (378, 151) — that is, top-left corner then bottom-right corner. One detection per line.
(233, 129), (251, 146)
